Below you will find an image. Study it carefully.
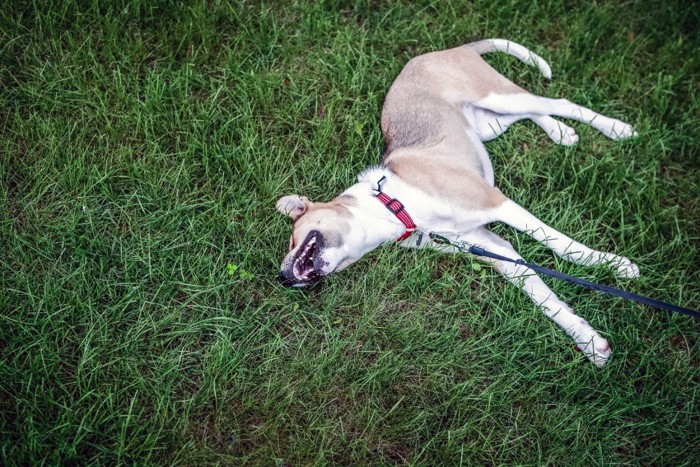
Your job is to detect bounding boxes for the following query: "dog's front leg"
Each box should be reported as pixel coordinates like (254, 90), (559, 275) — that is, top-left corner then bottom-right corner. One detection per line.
(493, 200), (640, 279)
(455, 228), (612, 366)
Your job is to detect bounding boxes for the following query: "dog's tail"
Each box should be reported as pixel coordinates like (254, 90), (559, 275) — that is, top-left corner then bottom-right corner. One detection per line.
(468, 39), (552, 79)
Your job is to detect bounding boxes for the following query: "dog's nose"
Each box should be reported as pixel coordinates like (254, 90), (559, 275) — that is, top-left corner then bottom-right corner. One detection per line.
(278, 271), (296, 287)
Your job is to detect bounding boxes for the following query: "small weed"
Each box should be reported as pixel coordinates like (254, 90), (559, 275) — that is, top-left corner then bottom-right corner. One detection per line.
(227, 263), (255, 280)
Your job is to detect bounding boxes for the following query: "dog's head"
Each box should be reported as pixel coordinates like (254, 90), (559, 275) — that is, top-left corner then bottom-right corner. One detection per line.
(276, 194), (376, 287)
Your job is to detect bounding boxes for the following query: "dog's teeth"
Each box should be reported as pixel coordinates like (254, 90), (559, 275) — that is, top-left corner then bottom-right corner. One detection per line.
(292, 236), (319, 280)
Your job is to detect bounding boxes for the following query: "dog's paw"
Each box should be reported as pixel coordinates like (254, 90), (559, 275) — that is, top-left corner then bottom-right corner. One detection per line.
(605, 120), (637, 140)
(611, 255), (640, 279)
(548, 122), (579, 146)
(574, 329), (612, 366)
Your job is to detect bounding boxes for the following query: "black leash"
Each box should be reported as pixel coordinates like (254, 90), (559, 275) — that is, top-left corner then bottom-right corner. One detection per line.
(429, 233), (700, 320)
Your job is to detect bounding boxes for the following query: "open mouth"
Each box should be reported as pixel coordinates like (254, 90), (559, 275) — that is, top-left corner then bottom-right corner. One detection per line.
(291, 232), (321, 284)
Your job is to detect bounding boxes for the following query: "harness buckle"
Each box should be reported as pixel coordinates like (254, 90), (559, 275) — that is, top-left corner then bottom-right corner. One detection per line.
(384, 198), (405, 215)
(373, 175), (387, 195)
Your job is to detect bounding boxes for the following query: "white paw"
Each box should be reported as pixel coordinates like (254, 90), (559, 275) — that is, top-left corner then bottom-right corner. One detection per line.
(605, 120), (637, 140)
(548, 123), (579, 146)
(575, 329), (612, 366)
(611, 255), (640, 279)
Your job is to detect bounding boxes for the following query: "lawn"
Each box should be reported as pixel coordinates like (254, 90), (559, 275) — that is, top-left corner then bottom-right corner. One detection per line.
(1, 0), (699, 464)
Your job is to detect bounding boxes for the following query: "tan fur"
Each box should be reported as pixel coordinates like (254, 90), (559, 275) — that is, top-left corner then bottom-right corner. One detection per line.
(380, 45), (519, 211)
(293, 197), (355, 227)
(290, 197), (355, 245)
(386, 46), (525, 106)
(386, 153), (506, 211)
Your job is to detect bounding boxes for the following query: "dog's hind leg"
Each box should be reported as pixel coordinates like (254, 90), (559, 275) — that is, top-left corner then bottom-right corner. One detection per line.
(530, 115), (579, 146)
(492, 199), (640, 279)
(469, 107), (579, 146)
(474, 92), (637, 140)
(459, 228), (612, 366)
(467, 107), (533, 141)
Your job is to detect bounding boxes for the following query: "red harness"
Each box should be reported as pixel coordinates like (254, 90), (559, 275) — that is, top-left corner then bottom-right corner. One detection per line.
(373, 177), (417, 241)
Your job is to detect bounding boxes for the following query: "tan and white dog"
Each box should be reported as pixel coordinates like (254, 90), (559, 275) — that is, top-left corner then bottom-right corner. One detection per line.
(276, 39), (640, 366)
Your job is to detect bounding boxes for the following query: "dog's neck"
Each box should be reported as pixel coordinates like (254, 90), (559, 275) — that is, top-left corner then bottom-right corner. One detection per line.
(339, 165), (420, 243)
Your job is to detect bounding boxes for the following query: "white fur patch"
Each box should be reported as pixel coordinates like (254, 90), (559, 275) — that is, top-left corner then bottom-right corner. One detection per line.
(356, 165), (391, 184)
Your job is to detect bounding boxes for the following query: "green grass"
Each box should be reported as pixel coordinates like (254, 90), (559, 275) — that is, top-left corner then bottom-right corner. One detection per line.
(1, 0), (699, 464)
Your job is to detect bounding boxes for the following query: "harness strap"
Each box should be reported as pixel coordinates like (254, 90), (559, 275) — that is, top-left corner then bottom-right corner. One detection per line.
(373, 176), (416, 242)
(375, 192), (416, 241)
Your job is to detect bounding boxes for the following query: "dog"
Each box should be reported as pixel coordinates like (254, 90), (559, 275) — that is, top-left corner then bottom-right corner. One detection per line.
(275, 39), (639, 366)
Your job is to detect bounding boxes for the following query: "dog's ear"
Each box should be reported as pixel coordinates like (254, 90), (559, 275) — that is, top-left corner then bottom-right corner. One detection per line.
(276, 195), (310, 221)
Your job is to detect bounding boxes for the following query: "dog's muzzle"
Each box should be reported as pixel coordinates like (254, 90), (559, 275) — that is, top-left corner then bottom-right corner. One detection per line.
(279, 230), (323, 287)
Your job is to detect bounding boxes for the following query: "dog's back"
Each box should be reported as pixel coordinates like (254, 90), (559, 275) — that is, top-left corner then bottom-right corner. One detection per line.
(381, 45), (526, 154)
